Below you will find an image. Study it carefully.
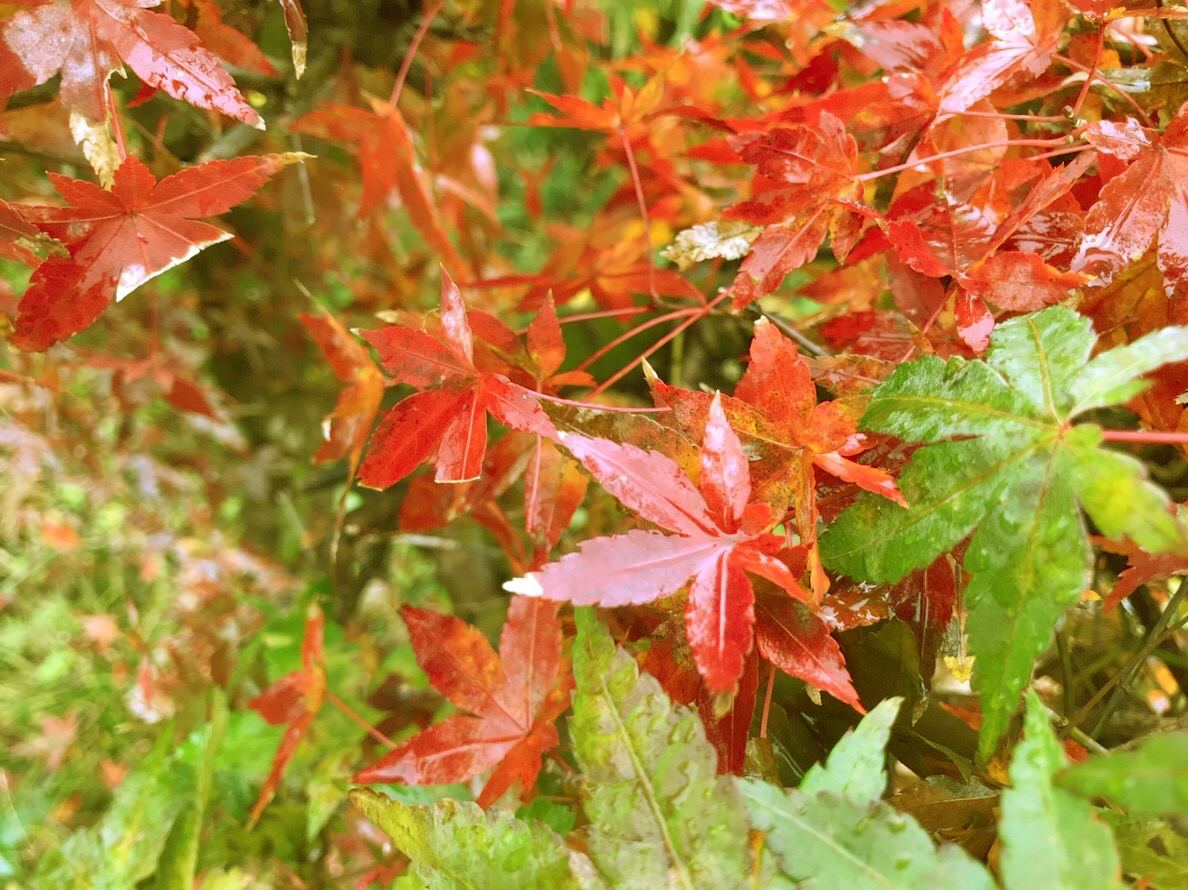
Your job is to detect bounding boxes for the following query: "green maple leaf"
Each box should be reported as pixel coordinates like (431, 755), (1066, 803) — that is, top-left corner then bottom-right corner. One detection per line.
(820, 308), (1188, 759)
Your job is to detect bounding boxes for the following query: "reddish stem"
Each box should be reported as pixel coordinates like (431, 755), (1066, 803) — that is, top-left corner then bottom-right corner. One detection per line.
(955, 109), (1066, 123)
(1100, 430), (1188, 444)
(858, 138), (1070, 182)
(390, 1), (442, 107)
(588, 293), (728, 396)
(575, 306), (702, 373)
(1069, 27), (1105, 122)
(759, 662), (777, 739)
(327, 691), (399, 751)
(107, 90), (127, 163)
(1055, 54), (1156, 127)
(619, 124), (657, 303)
(559, 306), (653, 324)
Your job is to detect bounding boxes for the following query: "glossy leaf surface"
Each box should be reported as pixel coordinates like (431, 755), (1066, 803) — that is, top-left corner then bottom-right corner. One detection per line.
(822, 307), (1188, 756)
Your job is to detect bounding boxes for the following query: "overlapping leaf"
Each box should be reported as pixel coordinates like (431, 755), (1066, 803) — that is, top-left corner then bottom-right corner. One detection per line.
(353, 596), (572, 809)
(741, 698), (994, 889)
(1073, 110), (1188, 297)
(821, 307), (1188, 757)
(507, 394), (807, 694)
(999, 692), (1123, 889)
(12, 153), (303, 351)
(719, 113), (860, 308)
(299, 307), (384, 479)
(291, 99), (463, 269)
(935, 0), (1068, 116)
(650, 318), (903, 597)
(569, 609), (750, 889)
(350, 791), (600, 889)
(0, 0), (261, 125)
(357, 269), (557, 486)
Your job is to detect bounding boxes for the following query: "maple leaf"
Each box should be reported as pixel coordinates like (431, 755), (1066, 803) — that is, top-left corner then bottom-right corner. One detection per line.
(722, 112), (860, 308)
(506, 393), (810, 694)
(298, 307), (384, 479)
(1072, 111), (1188, 296)
(247, 604), (324, 825)
(935, 0), (1068, 116)
(357, 269), (558, 486)
(1097, 533), (1188, 610)
(526, 73), (666, 145)
(291, 98), (464, 270)
(649, 318), (904, 597)
(753, 591), (863, 712)
(820, 307), (1188, 757)
(176, 0), (278, 78)
(12, 153), (304, 351)
(0, 0), (261, 126)
(353, 596), (572, 809)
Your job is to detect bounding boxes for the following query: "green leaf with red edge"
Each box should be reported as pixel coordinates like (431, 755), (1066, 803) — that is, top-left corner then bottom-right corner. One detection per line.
(507, 394), (808, 694)
(0, 0), (261, 126)
(12, 153), (304, 351)
(247, 604), (325, 825)
(353, 596), (572, 809)
(358, 269), (557, 486)
(753, 590), (863, 713)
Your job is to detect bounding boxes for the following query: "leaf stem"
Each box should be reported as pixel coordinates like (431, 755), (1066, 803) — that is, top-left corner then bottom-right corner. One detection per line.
(575, 307), (702, 373)
(1099, 429), (1188, 444)
(326, 691), (399, 751)
(1068, 27), (1105, 123)
(619, 124), (658, 303)
(857, 139), (1070, 182)
(389, 1), (442, 108)
(759, 661), (777, 739)
(589, 292), (729, 396)
(1054, 54), (1156, 127)
(529, 389), (673, 413)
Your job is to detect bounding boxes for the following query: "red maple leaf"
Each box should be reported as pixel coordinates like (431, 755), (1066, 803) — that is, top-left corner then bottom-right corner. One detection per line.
(291, 98), (464, 270)
(723, 112), (861, 308)
(0, 197), (41, 265)
(357, 269), (558, 486)
(175, 0), (278, 78)
(1097, 535), (1188, 611)
(935, 0), (1068, 116)
(506, 393), (809, 694)
(12, 153), (303, 351)
(248, 604), (325, 825)
(299, 307), (385, 479)
(353, 596), (572, 809)
(650, 318), (905, 597)
(754, 590), (862, 712)
(1073, 110), (1188, 297)
(0, 0), (261, 126)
